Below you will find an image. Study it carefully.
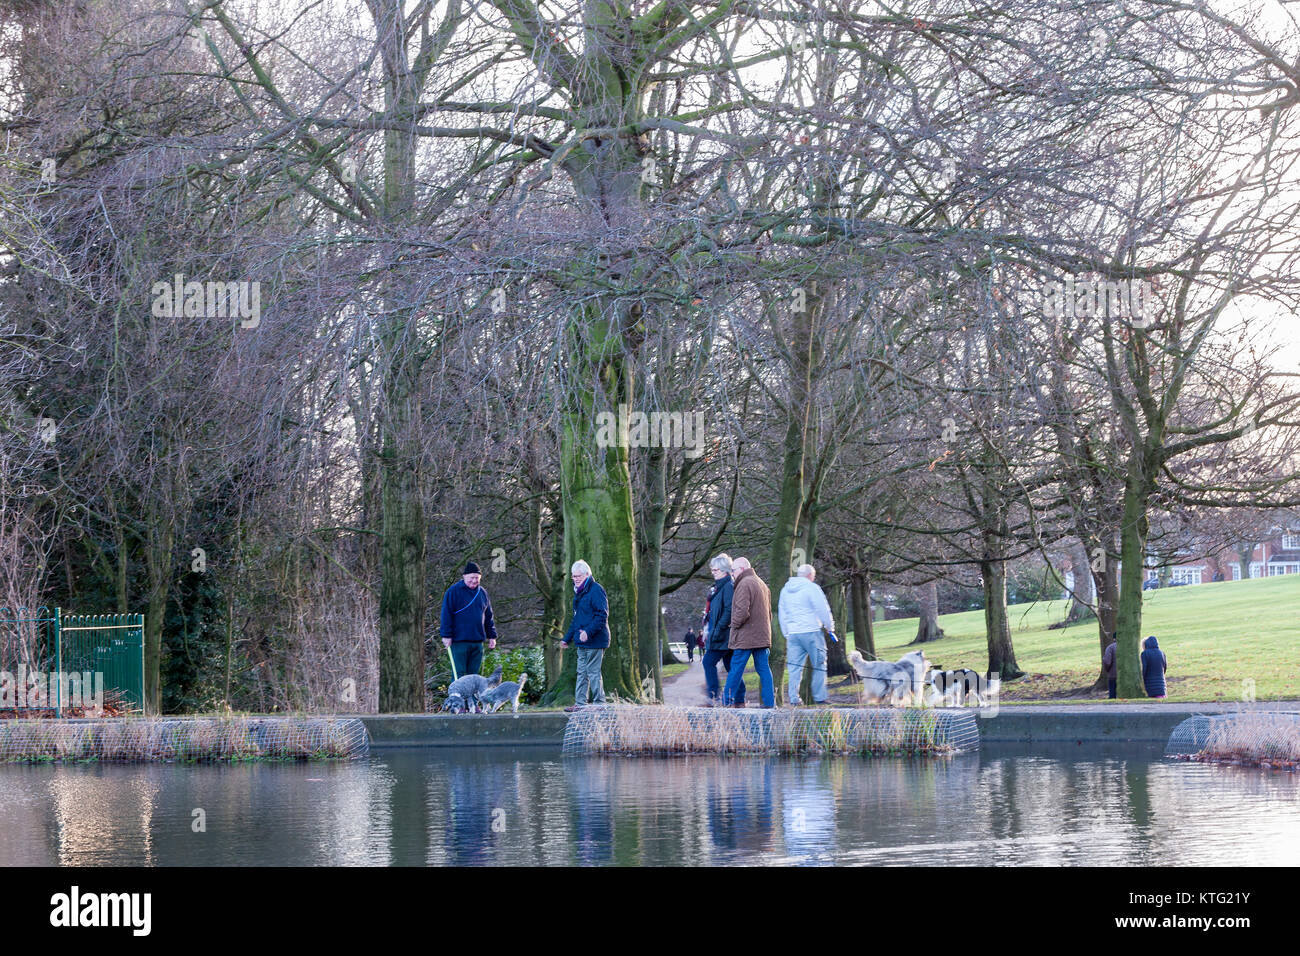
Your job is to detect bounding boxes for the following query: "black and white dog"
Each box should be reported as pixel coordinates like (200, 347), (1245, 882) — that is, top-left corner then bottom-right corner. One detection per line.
(925, 668), (996, 706)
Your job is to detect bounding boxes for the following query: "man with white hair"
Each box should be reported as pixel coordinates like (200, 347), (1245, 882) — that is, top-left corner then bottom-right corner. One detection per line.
(723, 557), (774, 708)
(777, 563), (836, 706)
(560, 559), (609, 711)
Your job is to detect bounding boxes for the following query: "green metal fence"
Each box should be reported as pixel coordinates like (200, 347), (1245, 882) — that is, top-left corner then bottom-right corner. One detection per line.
(1, 607), (145, 715)
(59, 613), (146, 714)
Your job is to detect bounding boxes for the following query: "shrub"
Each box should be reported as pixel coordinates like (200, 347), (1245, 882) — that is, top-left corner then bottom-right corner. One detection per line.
(481, 644), (546, 704)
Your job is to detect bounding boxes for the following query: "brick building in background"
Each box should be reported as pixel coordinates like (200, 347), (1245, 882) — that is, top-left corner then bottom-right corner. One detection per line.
(1151, 528), (1300, 585)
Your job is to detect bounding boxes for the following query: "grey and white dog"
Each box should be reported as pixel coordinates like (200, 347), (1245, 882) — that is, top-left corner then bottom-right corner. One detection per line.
(849, 650), (931, 706)
(443, 665), (504, 714)
(478, 673), (528, 714)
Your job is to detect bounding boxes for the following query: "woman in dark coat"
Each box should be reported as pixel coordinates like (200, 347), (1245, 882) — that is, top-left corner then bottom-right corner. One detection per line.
(1140, 636), (1168, 699)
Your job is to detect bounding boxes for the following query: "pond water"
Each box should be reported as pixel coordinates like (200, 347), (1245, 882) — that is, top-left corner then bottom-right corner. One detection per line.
(1, 743), (1296, 865)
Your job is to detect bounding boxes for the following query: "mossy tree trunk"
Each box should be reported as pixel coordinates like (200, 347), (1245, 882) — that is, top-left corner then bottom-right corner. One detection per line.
(1116, 460), (1154, 698)
(635, 443), (667, 701)
(767, 289), (823, 701)
(374, 2), (428, 713)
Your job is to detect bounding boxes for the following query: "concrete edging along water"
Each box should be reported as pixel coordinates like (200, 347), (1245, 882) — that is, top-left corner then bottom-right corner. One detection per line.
(360, 701), (1300, 749)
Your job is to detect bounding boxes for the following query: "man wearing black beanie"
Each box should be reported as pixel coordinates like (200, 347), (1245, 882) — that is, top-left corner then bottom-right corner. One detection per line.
(439, 562), (498, 678)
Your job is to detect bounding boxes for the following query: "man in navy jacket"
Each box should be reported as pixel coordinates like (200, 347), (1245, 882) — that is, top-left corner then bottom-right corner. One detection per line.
(440, 562), (498, 678)
(560, 560), (609, 710)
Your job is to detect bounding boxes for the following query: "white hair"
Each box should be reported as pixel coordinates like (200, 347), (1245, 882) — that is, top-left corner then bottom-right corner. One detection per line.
(796, 563), (815, 578)
(710, 554), (733, 573)
(571, 560), (592, 576)
(732, 557), (751, 572)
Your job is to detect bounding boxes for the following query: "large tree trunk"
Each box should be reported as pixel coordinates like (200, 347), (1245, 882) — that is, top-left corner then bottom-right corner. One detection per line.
(375, 3), (427, 713)
(911, 581), (945, 644)
(634, 445), (668, 701)
(1089, 538), (1120, 689)
(849, 567), (875, 661)
(766, 288), (822, 703)
(825, 580), (850, 677)
(767, 412), (807, 703)
(553, 389), (641, 701)
(1115, 470), (1153, 698)
(541, 4), (651, 704)
(538, 504), (565, 691)
(1063, 538), (1096, 623)
(143, 515), (174, 715)
(377, 350), (427, 712)
(981, 547), (1023, 680)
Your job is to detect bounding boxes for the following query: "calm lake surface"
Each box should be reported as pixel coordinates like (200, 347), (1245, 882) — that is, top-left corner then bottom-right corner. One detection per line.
(1, 743), (1296, 865)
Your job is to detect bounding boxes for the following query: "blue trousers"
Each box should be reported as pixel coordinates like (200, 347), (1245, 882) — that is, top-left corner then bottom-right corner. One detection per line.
(785, 631), (827, 705)
(703, 649), (744, 703)
(723, 648), (774, 708)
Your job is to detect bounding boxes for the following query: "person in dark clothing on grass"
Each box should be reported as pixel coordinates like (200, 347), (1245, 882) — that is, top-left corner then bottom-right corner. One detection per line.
(1102, 635), (1118, 699)
(1141, 635), (1168, 699)
(439, 562), (497, 678)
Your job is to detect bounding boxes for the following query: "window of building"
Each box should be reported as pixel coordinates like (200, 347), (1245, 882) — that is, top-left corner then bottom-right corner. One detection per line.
(1170, 567), (1203, 585)
(1281, 533), (1300, 551)
(1268, 562), (1300, 576)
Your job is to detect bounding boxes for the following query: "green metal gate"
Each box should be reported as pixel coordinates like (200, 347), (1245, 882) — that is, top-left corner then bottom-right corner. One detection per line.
(1, 607), (145, 715)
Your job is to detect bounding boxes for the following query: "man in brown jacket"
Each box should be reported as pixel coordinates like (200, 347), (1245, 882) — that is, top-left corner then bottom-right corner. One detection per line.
(722, 557), (775, 708)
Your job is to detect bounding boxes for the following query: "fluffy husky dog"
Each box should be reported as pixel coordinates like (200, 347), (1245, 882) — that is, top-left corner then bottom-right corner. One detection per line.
(849, 650), (931, 706)
(443, 665), (504, 713)
(478, 673), (528, 714)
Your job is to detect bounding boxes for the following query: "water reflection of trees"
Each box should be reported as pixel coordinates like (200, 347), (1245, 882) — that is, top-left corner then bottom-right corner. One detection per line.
(4, 747), (1298, 864)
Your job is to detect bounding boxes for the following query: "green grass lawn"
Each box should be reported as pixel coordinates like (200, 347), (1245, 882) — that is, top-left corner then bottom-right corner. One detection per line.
(850, 574), (1300, 702)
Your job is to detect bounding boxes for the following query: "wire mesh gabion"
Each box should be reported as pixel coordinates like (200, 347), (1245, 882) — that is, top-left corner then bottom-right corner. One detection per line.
(561, 705), (979, 757)
(1166, 711), (1300, 769)
(0, 717), (370, 763)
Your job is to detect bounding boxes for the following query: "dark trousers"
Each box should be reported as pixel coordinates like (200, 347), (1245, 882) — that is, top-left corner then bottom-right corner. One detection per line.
(686, 641), (694, 662)
(702, 649), (744, 702)
(1108, 678), (1117, 699)
(450, 642), (484, 679)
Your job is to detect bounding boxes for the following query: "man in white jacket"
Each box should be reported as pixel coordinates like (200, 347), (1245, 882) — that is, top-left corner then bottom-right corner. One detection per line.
(777, 563), (836, 706)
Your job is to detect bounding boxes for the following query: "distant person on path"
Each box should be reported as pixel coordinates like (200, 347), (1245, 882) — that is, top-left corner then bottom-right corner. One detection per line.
(1141, 635), (1168, 699)
(440, 562), (497, 678)
(1102, 634), (1118, 699)
(561, 560), (610, 711)
(723, 557), (775, 708)
(684, 629), (696, 662)
(778, 563), (836, 706)
(703, 554), (743, 706)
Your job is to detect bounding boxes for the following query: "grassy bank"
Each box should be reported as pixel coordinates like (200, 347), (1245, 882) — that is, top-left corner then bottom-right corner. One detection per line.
(856, 574), (1299, 702)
